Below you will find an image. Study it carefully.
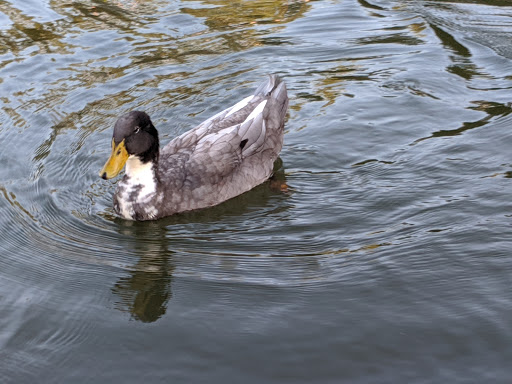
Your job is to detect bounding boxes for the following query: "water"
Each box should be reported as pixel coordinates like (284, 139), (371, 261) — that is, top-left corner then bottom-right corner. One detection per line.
(1, 0), (512, 382)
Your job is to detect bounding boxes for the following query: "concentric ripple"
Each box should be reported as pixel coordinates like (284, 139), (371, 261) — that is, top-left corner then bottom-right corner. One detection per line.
(1, 0), (512, 382)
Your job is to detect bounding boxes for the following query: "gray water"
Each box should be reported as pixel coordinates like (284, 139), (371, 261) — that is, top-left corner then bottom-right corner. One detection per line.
(1, 0), (512, 382)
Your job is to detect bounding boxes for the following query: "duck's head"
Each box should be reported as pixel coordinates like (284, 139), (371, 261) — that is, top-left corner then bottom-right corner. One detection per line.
(99, 111), (160, 180)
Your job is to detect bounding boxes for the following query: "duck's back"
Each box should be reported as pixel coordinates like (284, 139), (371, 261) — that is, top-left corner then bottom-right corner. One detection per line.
(157, 75), (288, 215)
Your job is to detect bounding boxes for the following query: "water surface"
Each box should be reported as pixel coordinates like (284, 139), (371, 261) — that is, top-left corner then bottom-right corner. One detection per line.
(1, 0), (512, 382)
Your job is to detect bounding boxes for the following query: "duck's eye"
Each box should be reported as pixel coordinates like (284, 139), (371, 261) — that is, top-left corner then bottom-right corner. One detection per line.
(134, 127), (140, 134)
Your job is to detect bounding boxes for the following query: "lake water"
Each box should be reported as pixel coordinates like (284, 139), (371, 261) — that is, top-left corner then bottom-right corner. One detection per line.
(1, 0), (512, 382)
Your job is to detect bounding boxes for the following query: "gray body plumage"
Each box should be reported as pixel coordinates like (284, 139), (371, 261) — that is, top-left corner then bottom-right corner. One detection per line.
(113, 75), (288, 220)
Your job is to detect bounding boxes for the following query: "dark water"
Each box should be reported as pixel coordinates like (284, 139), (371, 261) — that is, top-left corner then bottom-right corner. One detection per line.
(1, 0), (512, 382)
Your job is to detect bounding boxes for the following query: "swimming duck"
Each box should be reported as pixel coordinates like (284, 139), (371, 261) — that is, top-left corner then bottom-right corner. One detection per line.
(99, 75), (288, 221)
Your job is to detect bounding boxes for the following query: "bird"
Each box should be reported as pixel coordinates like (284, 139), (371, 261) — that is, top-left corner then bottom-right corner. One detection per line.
(99, 75), (289, 221)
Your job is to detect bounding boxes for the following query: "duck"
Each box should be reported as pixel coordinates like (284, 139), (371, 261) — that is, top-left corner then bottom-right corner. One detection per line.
(99, 75), (289, 221)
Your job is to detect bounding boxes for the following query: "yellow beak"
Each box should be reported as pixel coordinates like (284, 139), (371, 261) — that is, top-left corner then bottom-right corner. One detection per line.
(99, 139), (129, 179)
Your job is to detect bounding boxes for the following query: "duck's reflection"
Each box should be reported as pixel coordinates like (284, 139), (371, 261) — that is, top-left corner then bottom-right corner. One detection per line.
(112, 221), (174, 323)
(110, 161), (289, 323)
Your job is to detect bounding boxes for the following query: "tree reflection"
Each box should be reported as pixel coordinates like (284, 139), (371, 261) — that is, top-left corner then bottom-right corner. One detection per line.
(412, 100), (512, 145)
(182, 0), (311, 30)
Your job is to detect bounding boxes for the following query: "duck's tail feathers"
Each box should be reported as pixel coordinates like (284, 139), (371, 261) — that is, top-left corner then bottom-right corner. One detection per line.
(254, 75), (288, 118)
(255, 75), (286, 98)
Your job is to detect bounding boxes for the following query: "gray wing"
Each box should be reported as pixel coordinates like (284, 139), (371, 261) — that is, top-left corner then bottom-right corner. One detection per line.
(158, 75), (288, 213)
(162, 75), (287, 157)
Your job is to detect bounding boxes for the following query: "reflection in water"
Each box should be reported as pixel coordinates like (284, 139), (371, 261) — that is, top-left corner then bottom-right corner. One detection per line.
(111, 161), (288, 323)
(182, 0), (312, 30)
(412, 100), (512, 145)
(112, 221), (174, 323)
(175, 0), (312, 66)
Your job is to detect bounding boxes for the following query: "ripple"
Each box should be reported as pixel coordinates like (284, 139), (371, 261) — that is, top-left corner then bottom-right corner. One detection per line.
(0, 285), (98, 383)
(1, 0), (512, 381)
